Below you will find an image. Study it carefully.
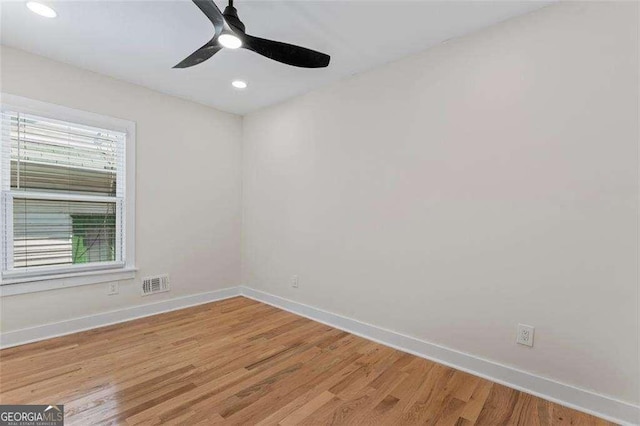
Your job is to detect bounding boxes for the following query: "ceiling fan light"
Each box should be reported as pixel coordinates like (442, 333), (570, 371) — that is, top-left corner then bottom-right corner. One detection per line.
(219, 34), (242, 49)
(26, 1), (57, 18)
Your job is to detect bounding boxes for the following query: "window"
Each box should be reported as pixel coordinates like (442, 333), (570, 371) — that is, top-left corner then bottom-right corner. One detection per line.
(0, 95), (135, 293)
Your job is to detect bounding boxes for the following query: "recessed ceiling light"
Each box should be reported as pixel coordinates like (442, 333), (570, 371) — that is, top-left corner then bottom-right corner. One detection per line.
(26, 1), (57, 18)
(219, 34), (242, 49)
(232, 80), (248, 89)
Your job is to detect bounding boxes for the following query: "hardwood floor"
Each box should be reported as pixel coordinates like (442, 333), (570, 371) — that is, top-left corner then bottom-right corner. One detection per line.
(0, 297), (613, 425)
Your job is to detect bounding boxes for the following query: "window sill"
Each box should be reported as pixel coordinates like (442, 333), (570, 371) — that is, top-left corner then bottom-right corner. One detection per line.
(0, 267), (137, 296)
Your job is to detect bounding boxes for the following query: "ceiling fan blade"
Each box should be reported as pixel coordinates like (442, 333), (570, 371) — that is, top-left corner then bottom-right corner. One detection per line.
(243, 34), (330, 68)
(192, 0), (226, 36)
(173, 39), (222, 68)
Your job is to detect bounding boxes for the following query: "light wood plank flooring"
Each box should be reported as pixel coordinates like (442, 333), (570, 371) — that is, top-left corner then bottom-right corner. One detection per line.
(0, 297), (613, 425)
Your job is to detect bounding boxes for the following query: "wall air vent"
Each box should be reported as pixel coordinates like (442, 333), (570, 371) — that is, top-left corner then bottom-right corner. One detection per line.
(142, 274), (170, 296)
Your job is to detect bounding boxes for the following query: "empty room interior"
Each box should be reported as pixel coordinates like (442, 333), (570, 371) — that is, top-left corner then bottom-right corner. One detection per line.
(0, 0), (638, 424)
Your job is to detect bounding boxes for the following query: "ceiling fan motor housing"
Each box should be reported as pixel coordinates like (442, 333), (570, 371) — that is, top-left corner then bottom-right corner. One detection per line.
(223, 5), (245, 33)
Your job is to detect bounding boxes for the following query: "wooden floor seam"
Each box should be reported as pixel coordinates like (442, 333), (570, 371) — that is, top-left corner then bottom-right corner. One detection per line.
(0, 296), (614, 425)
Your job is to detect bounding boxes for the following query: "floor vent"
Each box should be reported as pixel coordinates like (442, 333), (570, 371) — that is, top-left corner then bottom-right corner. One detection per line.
(142, 274), (170, 296)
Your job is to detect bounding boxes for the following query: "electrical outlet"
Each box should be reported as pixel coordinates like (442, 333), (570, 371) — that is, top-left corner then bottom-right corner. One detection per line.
(291, 275), (299, 288)
(108, 282), (119, 295)
(516, 324), (534, 347)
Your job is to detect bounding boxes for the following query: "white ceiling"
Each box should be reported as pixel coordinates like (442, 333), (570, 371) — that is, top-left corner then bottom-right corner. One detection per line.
(1, 0), (550, 115)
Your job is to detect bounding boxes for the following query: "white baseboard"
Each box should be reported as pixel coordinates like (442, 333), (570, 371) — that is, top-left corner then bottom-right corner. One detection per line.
(239, 286), (640, 426)
(0, 287), (240, 349)
(1, 284), (637, 424)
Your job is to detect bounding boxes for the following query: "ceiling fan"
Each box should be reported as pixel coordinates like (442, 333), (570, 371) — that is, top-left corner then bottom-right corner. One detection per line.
(174, 0), (330, 69)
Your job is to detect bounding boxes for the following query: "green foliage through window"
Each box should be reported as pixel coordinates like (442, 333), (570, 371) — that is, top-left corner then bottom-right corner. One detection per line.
(71, 214), (116, 264)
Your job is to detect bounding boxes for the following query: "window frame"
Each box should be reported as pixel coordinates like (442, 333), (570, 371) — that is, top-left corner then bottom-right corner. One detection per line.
(0, 94), (136, 295)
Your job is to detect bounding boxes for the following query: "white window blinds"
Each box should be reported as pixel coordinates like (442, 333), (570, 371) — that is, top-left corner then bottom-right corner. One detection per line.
(1, 110), (126, 278)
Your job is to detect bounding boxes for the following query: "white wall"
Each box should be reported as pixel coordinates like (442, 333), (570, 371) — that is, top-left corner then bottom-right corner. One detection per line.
(0, 46), (243, 331)
(1, 0), (637, 414)
(242, 1), (639, 406)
